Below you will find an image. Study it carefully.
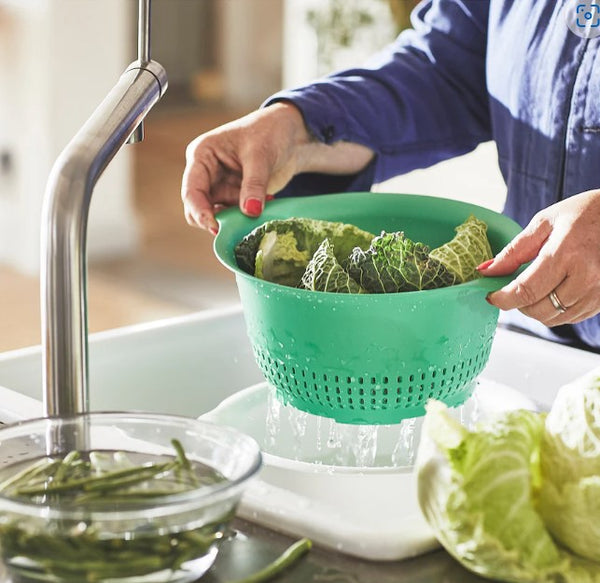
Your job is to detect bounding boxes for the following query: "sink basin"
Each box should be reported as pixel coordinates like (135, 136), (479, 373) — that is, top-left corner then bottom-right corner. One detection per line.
(1, 305), (598, 418)
(0, 306), (264, 418)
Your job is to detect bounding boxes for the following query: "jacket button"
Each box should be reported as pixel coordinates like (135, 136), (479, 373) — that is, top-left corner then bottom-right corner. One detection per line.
(322, 125), (335, 142)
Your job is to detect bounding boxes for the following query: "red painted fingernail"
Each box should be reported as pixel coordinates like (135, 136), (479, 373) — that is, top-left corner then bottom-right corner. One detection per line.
(266, 195), (275, 201)
(477, 259), (494, 271)
(485, 294), (493, 304)
(244, 197), (263, 216)
(209, 226), (219, 236)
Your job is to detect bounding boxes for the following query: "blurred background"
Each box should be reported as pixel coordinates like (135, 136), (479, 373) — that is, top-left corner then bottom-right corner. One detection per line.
(0, 0), (505, 352)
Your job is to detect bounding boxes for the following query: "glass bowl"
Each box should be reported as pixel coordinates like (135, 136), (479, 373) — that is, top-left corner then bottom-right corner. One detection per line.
(0, 412), (261, 583)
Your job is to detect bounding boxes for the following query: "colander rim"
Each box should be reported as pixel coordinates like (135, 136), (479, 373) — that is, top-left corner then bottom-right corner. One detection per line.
(213, 191), (522, 297)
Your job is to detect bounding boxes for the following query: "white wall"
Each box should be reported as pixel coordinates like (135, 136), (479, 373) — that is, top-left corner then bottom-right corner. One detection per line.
(0, 0), (138, 275)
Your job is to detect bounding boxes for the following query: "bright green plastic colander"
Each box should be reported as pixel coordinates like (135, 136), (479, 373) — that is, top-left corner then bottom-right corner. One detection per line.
(214, 192), (521, 425)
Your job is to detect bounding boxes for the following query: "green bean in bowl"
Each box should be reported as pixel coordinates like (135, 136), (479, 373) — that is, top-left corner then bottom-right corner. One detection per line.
(0, 413), (261, 583)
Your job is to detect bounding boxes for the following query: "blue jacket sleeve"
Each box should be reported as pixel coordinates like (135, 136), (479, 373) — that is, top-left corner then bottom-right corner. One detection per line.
(265, 0), (491, 197)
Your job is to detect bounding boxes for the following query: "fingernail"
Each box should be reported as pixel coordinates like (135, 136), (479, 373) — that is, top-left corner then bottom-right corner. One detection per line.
(485, 294), (493, 304)
(244, 197), (263, 216)
(265, 195), (275, 202)
(477, 258), (494, 271)
(209, 226), (219, 236)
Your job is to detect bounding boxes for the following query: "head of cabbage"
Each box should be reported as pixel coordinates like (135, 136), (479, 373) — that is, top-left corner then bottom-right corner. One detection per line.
(416, 368), (600, 583)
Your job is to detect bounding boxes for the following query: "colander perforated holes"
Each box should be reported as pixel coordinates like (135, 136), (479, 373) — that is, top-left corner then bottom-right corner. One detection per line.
(252, 339), (492, 423)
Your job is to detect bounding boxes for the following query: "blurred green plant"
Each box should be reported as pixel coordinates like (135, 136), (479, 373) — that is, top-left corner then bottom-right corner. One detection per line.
(306, 0), (419, 72)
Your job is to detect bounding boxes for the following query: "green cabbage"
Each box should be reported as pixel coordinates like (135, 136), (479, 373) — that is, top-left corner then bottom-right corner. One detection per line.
(539, 369), (600, 563)
(345, 232), (456, 293)
(300, 239), (365, 293)
(429, 214), (493, 283)
(417, 402), (567, 583)
(417, 371), (600, 583)
(254, 230), (312, 288)
(235, 218), (374, 287)
(234, 214), (493, 293)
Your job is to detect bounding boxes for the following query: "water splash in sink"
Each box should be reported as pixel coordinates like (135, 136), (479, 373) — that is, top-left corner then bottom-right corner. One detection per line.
(262, 384), (480, 468)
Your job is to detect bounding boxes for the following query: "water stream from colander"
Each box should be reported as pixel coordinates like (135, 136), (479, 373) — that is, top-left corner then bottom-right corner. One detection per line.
(263, 384), (482, 468)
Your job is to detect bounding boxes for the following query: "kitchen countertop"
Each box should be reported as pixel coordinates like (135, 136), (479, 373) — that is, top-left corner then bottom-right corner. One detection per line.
(204, 519), (488, 583)
(0, 520), (486, 583)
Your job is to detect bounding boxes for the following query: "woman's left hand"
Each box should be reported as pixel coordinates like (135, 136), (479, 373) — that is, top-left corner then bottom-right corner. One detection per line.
(479, 189), (600, 326)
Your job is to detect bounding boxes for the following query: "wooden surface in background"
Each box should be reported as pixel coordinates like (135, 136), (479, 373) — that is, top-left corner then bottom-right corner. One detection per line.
(0, 107), (248, 352)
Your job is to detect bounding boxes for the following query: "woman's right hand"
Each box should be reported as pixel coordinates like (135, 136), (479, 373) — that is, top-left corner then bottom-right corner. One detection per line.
(181, 102), (312, 234)
(181, 101), (375, 234)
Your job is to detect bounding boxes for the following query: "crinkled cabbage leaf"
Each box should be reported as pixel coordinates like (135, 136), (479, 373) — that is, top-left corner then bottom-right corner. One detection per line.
(235, 218), (374, 287)
(539, 368), (600, 563)
(234, 214), (493, 293)
(253, 230), (312, 288)
(300, 239), (365, 293)
(429, 214), (493, 283)
(345, 231), (456, 293)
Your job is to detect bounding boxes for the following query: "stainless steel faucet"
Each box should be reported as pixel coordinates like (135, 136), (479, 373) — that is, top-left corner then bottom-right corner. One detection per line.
(41, 0), (167, 417)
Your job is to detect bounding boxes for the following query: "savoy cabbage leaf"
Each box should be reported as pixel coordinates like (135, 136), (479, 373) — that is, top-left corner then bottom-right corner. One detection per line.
(254, 230), (312, 288)
(429, 214), (493, 283)
(234, 218), (374, 287)
(345, 231), (456, 293)
(300, 238), (365, 293)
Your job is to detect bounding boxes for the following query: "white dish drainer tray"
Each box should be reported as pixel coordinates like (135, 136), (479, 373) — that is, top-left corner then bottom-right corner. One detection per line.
(202, 378), (536, 561)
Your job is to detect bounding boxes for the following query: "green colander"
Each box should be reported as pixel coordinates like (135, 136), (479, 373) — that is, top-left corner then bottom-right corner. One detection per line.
(214, 192), (521, 425)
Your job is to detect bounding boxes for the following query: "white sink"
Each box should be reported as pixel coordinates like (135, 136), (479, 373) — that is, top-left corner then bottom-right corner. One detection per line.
(0, 306), (264, 420)
(1, 305), (599, 419)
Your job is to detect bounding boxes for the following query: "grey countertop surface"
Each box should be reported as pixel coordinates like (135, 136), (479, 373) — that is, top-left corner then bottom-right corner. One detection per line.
(202, 519), (489, 583)
(0, 520), (487, 583)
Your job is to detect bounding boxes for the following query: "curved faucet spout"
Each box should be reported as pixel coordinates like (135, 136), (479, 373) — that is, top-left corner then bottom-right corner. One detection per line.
(41, 60), (167, 417)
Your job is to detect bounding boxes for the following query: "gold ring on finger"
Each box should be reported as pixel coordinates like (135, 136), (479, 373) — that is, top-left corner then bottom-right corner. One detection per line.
(548, 290), (567, 314)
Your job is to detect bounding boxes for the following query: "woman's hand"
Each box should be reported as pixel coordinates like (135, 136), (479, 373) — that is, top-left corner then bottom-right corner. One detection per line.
(181, 102), (310, 234)
(181, 102), (374, 234)
(480, 189), (600, 326)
